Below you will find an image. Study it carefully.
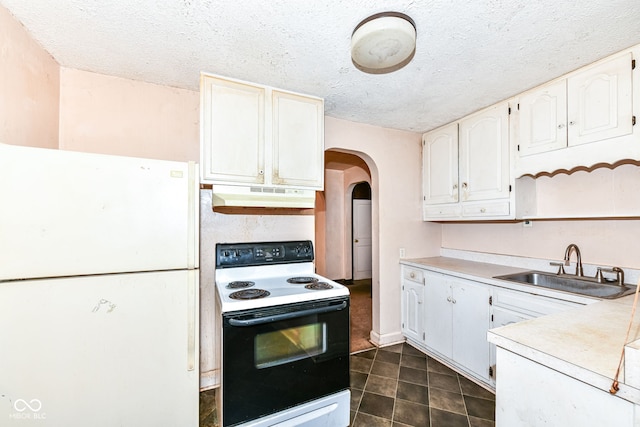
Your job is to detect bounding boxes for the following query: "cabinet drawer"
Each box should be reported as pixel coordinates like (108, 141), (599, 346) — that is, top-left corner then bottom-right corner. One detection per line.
(424, 204), (461, 218)
(493, 287), (578, 317)
(403, 267), (424, 284)
(462, 201), (510, 217)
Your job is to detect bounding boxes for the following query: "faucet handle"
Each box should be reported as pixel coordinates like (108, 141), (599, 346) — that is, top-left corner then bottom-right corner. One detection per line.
(597, 267), (625, 286)
(550, 262), (565, 275)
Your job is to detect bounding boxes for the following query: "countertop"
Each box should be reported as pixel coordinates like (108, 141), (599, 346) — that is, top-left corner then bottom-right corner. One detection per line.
(401, 256), (640, 404)
(401, 256), (597, 305)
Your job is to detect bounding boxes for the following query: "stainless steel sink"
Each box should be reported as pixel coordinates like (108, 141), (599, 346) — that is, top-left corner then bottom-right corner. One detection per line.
(493, 271), (636, 299)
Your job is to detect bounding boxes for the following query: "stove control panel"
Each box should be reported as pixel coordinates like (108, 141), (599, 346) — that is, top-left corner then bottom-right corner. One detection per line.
(216, 240), (314, 268)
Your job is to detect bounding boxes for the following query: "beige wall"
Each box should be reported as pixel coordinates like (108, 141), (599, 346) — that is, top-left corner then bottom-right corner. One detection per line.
(59, 68), (200, 162)
(324, 169), (347, 279)
(0, 5), (59, 148)
(443, 219), (640, 270)
(444, 164), (640, 270)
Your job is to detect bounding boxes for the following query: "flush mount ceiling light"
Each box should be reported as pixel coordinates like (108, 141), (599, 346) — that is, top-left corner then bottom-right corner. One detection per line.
(351, 12), (416, 74)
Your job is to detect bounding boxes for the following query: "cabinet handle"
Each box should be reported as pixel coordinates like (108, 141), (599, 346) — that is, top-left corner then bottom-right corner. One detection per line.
(558, 123), (566, 129)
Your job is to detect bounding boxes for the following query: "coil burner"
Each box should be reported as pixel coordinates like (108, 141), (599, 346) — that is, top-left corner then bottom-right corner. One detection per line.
(305, 282), (334, 290)
(287, 277), (319, 285)
(227, 281), (255, 289)
(229, 289), (270, 300)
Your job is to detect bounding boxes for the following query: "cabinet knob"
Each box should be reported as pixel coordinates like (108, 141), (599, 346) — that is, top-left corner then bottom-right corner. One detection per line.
(569, 121), (576, 126)
(558, 123), (566, 129)
(410, 272), (415, 278)
(259, 170), (264, 175)
(452, 298), (457, 304)
(480, 208), (486, 213)
(447, 296), (452, 302)
(453, 184), (458, 190)
(462, 182), (468, 189)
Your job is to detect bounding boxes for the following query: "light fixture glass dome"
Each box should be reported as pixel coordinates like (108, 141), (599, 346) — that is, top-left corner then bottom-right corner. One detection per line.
(351, 12), (416, 74)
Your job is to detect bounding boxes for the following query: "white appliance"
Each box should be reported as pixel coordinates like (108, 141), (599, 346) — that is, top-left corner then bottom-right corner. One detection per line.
(0, 143), (200, 426)
(215, 241), (350, 427)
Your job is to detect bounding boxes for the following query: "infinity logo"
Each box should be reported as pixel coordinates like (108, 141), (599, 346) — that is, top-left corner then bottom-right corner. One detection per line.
(13, 399), (42, 412)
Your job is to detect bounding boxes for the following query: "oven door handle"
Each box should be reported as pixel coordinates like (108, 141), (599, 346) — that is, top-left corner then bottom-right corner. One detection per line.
(228, 301), (348, 327)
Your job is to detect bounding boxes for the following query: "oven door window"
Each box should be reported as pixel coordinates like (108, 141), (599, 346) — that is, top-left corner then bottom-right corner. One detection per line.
(255, 322), (327, 369)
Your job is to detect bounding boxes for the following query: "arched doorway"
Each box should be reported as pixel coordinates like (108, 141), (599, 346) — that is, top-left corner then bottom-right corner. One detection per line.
(319, 150), (375, 353)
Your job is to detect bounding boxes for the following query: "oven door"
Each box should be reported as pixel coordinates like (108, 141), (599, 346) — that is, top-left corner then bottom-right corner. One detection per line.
(221, 296), (350, 427)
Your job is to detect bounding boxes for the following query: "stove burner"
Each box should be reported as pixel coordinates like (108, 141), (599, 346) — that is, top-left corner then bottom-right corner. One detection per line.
(229, 289), (270, 300)
(227, 281), (255, 289)
(287, 276), (319, 285)
(305, 282), (334, 290)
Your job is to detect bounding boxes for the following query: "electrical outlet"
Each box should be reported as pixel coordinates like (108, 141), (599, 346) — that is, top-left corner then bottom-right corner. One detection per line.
(399, 248), (406, 258)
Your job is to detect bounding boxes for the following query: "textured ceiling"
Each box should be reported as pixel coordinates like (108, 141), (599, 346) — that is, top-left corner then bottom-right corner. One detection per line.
(3, 0), (640, 133)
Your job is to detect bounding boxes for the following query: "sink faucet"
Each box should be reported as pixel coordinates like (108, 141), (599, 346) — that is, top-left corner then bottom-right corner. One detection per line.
(563, 244), (584, 276)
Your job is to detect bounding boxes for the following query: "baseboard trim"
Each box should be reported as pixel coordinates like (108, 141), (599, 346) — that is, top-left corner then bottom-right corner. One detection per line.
(370, 330), (405, 347)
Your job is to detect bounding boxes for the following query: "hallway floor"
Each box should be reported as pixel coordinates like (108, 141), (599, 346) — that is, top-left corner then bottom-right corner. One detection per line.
(350, 343), (496, 427)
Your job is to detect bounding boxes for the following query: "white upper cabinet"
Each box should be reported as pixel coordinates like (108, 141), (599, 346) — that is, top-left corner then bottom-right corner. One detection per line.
(422, 123), (459, 205)
(459, 103), (510, 202)
(201, 76), (265, 185)
(200, 73), (324, 190)
(518, 79), (567, 156)
(271, 90), (324, 188)
(567, 52), (633, 147)
(514, 47), (638, 175)
(422, 102), (514, 221)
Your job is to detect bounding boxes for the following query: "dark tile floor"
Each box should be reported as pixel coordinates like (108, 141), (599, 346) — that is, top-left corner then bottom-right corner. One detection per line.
(199, 342), (496, 427)
(350, 343), (495, 427)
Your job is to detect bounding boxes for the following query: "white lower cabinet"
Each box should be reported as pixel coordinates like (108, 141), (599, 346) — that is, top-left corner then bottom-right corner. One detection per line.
(401, 266), (425, 343)
(488, 287), (581, 384)
(422, 270), (492, 384)
(400, 264), (584, 390)
(496, 349), (638, 426)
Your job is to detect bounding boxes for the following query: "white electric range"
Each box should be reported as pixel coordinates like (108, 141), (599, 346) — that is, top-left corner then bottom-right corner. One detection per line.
(214, 240), (351, 427)
(215, 240), (349, 313)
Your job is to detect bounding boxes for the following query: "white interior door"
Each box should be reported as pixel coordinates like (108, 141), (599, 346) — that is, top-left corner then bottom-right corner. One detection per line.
(352, 199), (372, 280)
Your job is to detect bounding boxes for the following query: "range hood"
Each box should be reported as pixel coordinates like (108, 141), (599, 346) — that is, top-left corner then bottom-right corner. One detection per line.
(211, 184), (316, 208)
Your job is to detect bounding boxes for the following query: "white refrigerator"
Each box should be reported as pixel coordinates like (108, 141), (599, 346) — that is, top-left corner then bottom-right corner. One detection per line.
(0, 143), (200, 426)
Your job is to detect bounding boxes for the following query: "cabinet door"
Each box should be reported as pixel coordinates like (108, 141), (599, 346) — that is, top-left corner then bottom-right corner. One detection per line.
(424, 272), (453, 358)
(459, 103), (510, 202)
(423, 123), (459, 204)
(271, 90), (324, 189)
(567, 52), (633, 147)
(201, 76), (265, 184)
(401, 281), (424, 342)
(451, 280), (491, 381)
(518, 80), (568, 156)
